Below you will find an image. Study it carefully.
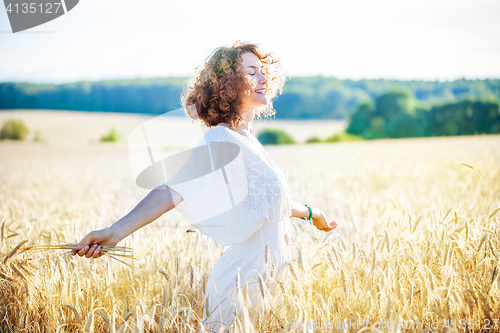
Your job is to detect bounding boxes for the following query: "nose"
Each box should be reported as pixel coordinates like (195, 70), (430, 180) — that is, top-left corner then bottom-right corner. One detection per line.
(259, 72), (268, 85)
(259, 74), (267, 84)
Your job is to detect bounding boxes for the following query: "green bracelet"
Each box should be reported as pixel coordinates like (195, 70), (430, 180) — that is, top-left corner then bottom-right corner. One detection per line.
(300, 204), (313, 225)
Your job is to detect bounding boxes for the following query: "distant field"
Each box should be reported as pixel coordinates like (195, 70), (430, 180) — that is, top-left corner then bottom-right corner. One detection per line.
(0, 109), (499, 332)
(0, 110), (347, 147)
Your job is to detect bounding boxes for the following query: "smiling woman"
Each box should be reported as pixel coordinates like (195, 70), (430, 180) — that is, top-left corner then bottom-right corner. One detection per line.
(72, 40), (338, 333)
(181, 41), (286, 131)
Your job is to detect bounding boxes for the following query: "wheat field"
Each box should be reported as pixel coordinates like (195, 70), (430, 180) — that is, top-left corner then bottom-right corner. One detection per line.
(0, 110), (499, 332)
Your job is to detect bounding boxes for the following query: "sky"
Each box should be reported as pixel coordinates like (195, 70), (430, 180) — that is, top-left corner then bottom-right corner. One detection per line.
(0, 0), (499, 84)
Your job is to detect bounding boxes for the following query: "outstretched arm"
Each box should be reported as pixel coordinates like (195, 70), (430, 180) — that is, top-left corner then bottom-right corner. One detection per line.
(289, 199), (337, 232)
(72, 185), (183, 258)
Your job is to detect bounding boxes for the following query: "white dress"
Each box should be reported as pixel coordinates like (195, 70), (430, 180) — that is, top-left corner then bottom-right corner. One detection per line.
(164, 124), (293, 332)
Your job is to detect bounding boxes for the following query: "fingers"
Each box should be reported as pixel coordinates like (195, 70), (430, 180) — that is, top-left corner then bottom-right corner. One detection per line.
(317, 220), (338, 232)
(70, 230), (108, 259)
(85, 244), (98, 258)
(323, 221), (338, 232)
(77, 245), (91, 257)
(312, 212), (338, 232)
(70, 243), (103, 258)
(92, 245), (102, 258)
(72, 234), (93, 256)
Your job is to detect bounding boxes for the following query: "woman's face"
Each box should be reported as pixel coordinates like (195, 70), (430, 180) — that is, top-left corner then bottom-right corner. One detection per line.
(240, 52), (269, 112)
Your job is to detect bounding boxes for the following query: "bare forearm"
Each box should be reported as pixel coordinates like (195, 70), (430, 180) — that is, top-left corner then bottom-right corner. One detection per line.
(290, 199), (319, 219)
(109, 185), (182, 242)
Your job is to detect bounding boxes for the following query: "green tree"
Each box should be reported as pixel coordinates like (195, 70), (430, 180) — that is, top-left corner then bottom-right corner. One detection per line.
(374, 89), (416, 119)
(0, 119), (29, 140)
(346, 102), (372, 136)
(100, 128), (120, 142)
(347, 89), (427, 139)
(257, 129), (296, 145)
(305, 136), (321, 143)
(428, 99), (500, 136)
(324, 131), (363, 142)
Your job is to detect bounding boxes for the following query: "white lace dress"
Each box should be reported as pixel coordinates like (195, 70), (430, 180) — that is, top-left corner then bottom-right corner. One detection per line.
(164, 124), (293, 332)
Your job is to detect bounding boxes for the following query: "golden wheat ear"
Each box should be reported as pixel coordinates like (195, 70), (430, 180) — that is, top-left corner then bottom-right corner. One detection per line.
(25, 243), (136, 265)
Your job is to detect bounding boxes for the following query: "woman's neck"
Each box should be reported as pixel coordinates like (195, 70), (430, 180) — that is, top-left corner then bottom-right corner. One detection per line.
(219, 110), (255, 136)
(218, 122), (253, 136)
(236, 120), (253, 135)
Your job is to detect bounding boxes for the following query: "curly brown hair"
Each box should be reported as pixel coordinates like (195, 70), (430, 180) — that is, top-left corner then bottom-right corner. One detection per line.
(181, 40), (287, 129)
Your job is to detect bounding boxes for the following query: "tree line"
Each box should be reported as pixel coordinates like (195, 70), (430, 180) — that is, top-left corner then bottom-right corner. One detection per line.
(1, 77), (499, 120)
(346, 90), (500, 138)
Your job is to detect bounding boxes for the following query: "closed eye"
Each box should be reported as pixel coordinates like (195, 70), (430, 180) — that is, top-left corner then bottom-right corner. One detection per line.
(249, 68), (265, 76)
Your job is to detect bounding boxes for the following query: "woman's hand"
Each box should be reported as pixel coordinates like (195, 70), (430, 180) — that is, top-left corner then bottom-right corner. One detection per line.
(290, 200), (338, 232)
(71, 227), (119, 259)
(311, 207), (338, 232)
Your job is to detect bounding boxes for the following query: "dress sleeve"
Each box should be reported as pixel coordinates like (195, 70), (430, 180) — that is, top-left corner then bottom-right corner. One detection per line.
(165, 128), (270, 246)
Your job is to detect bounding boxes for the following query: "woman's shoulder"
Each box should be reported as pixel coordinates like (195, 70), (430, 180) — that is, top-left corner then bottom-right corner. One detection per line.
(205, 125), (235, 142)
(204, 125), (257, 154)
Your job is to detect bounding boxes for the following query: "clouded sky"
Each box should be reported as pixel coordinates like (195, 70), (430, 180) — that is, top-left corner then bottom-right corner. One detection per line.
(1, 0), (499, 83)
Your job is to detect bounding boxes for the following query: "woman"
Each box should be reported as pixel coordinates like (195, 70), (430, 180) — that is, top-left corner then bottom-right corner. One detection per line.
(72, 41), (338, 332)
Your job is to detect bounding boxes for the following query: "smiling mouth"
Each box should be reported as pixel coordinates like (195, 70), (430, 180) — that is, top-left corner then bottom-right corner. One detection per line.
(256, 89), (267, 95)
